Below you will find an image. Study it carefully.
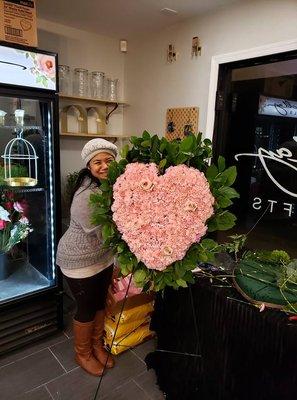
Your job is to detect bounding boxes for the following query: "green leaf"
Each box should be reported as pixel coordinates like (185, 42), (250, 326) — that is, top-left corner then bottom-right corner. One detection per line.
(218, 156), (226, 173)
(180, 135), (195, 153)
(208, 211), (237, 232)
(93, 207), (108, 215)
(117, 243), (126, 254)
(217, 186), (239, 199)
(219, 166), (237, 186)
(175, 153), (189, 165)
(100, 180), (110, 192)
(120, 144), (129, 158)
(201, 238), (220, 251)
(134, 269), (147, 283)
(159, 159), (167, 170)
(107, 161), (120, 183)
(142, 131), (151, 140)
(141, 140), (151, 147)
(206, 164), (218, 181)
(176, 279), (188, 288)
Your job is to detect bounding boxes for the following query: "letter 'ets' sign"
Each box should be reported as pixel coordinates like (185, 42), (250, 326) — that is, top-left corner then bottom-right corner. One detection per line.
(259, 95), (297, 118)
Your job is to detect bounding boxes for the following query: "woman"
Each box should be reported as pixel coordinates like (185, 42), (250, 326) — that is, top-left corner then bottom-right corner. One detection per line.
(57, 138), (118, 377)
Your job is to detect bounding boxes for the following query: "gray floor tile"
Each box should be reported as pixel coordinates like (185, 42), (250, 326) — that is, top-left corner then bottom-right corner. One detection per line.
(46, 366), (100, 400)
(47, 349), (146, 400)
(50, 338), (76, 372)
(134, 370), (165, 399)
(130, 339), (156, 361)
(0, 349), (65, 398)
(15, 386), (53, 400)
(102, 379), (151, 400)
(0, 331), (67, 368)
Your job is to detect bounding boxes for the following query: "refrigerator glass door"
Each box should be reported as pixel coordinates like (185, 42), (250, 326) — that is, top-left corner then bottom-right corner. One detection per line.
(0, 95), (56, 303)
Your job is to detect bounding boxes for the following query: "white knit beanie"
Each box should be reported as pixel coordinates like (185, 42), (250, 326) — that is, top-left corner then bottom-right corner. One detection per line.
(81, 138), (118, 165)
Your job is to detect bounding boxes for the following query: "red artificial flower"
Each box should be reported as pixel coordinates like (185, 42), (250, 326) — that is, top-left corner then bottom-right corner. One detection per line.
(4, 202), (13, 210)
(0, 219), (7, 230)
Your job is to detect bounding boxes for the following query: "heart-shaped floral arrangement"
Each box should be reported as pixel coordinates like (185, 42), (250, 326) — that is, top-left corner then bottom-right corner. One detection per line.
(90, 132), (238, 291)
(112, 163), (214, 270)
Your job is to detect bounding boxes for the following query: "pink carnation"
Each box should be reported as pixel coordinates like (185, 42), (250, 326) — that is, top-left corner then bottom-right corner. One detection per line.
(112, 163), (214, 271)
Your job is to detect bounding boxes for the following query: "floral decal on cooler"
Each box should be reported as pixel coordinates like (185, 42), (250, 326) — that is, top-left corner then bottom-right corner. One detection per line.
(16, 50), (56, 89)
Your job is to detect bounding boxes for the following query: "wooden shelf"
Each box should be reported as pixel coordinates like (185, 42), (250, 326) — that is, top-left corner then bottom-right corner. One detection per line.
(60, 132), (131, 139)
(59, 94), (127, 106)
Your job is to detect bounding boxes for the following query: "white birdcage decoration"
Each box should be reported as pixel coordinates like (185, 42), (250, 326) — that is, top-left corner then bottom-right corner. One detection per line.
(1, 134), (38, 187)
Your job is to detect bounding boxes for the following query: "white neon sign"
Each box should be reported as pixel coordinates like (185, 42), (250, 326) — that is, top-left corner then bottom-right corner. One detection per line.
(259, 95), (297, 118)
(235, 138), (297, 198)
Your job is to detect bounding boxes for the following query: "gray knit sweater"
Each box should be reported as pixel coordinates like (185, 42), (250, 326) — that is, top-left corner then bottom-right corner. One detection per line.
(56, 178), (113, 270)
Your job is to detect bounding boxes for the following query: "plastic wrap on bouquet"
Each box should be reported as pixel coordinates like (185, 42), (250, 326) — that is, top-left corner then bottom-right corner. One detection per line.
(112, 273), (143, 302)
(105, 323), (154, 355)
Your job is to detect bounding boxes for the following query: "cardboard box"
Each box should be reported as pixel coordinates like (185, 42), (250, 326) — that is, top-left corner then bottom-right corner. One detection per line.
(0, 0), (37, 47)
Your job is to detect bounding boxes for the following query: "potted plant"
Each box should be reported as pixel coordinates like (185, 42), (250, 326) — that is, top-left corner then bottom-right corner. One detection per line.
(0, 191), (32, 280)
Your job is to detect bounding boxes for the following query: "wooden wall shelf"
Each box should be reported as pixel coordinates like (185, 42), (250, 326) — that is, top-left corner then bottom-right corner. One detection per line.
(59, 94), (127, 106)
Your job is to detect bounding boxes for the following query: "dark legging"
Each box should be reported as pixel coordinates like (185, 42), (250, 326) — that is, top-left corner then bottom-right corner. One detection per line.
(64, 265), (113, 322)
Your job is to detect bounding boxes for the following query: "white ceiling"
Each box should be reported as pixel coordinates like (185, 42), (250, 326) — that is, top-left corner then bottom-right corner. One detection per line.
(37, 0), (242, 39)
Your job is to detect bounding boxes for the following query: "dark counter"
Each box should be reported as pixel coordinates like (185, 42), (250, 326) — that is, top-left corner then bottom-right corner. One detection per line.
(146, 279), (297, 400)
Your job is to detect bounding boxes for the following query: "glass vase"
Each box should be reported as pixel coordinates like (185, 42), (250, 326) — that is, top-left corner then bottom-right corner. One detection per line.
(90, 71), (105, 99)
(107, 78), (119, 102)
(58, 65), (71, 95)
(73, 68), (88, 97)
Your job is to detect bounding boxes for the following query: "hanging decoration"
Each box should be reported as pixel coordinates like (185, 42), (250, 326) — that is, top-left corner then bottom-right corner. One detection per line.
(90, 131), (239, 291)
(1, 123), (38, 187)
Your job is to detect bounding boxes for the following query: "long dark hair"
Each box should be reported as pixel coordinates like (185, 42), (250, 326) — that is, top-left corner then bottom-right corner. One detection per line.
(69, 168), (100, 205)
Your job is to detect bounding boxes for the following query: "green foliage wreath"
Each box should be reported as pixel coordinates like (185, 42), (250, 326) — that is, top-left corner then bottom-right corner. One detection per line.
(90, 131), (239, 291)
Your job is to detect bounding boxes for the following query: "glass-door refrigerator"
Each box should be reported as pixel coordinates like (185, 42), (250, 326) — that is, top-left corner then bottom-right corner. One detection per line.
(0, 43), (62, 355)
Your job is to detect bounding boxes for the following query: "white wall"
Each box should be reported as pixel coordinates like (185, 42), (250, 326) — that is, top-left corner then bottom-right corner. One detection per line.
(124, 0), (297, 138)
(37, 19), (126, 184)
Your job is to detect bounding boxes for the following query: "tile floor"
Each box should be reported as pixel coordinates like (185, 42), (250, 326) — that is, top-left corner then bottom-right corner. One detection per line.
(0, 297), (165, 400)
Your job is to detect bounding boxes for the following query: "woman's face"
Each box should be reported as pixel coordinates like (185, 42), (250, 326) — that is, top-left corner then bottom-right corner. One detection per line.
(88, 152), (115, 180)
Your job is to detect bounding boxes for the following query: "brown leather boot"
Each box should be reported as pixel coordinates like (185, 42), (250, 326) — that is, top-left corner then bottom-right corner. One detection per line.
(92, 310), (115, 368)
(73, 319), (105, 376)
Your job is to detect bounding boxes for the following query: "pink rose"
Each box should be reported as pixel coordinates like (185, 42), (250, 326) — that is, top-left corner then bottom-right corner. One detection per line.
(13, 202), (24, 213)
(36, 55), (55, 78)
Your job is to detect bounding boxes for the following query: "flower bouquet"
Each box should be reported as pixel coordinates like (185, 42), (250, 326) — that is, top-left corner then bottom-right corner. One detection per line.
(90, 131), (239, 291)
(0, 191), (32, 254)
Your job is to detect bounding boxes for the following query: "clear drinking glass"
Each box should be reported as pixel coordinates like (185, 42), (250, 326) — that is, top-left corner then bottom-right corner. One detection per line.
(90, 71), (105, 99)
(58, 65), (71, 95)
(107, 78), (119, 102)
(73, 68), (88, 97)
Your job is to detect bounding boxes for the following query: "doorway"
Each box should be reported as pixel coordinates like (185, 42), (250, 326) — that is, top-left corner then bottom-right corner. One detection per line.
(213, 51), (297, 255)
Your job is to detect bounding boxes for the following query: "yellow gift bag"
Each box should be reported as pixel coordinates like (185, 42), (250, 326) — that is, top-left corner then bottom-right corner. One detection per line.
(105, 323), (154, 355)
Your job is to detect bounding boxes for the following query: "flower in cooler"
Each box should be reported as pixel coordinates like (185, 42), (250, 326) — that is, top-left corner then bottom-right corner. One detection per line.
(0, 192), (32, 253)
(0, 220), (7, 230)
(0, 205), (10, 221)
